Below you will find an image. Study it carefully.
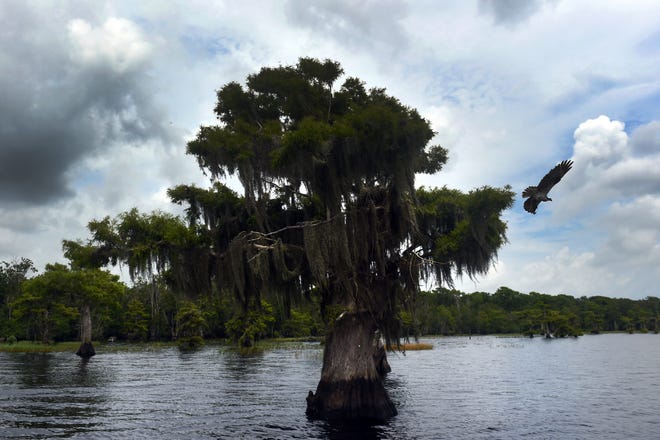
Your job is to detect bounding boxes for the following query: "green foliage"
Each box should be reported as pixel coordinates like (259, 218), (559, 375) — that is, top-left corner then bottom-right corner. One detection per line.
(82, 209), (203, 292)
(0, 258), (37, 337)
(0, 340), (81, 353)
(196, 294), (234, 338)
(398, 310), (415, 337)
(175, 302), (206, 338)
(49, 58), (516, 350)
(175, 57), (515, 346)
(177, 335), (204, 350)
(175, 299), (206, 350)
(13, 264), (124, 343)
(5, 245), (659, 343)
(123, 298), (150, 341)
(76, 210), (210, 340)
(14, 265), (79, 342)
(225, 300), (276, 347)
(414, 287), (659, 337)
(416, 185), (515, 286)
(281, 309), (316, 338)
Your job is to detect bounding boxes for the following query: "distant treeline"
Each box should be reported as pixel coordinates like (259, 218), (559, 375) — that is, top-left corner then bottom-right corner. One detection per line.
(412, 287), (659, 337)
(1, 259), (658, 343)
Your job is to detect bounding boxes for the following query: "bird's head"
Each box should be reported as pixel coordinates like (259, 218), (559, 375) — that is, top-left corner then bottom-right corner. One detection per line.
(547, 197), (553, 202)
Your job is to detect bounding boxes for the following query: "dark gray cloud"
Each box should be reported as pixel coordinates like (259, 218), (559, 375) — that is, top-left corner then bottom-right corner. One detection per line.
(0, 3), (175, 206)
(478, 0), (557, 27)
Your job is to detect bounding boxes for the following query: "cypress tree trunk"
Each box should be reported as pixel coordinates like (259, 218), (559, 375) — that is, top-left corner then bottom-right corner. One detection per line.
(306, 311), (397, 421)
(150, 276), (160, 340)
(41, 309), (50, 344)
(76, 304), (95, 358)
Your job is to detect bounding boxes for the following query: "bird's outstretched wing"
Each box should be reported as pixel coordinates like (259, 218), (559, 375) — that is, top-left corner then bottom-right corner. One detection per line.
(537, 160), (573, 194)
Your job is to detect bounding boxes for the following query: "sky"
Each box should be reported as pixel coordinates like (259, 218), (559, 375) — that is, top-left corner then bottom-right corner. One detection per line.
(1, 0), (659, 299)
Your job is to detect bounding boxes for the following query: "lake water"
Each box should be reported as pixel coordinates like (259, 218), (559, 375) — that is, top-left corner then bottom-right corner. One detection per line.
(1, 334), (659, 439)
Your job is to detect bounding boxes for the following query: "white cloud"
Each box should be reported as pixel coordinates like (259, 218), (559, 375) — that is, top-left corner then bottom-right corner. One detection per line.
(600, 196), (660, 263)
(572, 115), (628, 167)
(561, 116), (660, 217)
(68, 17), (152, 73)
(517, 246), (632, 297)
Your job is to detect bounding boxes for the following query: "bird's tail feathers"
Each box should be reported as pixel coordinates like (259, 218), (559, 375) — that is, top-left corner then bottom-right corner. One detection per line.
(522, 186), (536, 198)
(523, 197), (539, 214)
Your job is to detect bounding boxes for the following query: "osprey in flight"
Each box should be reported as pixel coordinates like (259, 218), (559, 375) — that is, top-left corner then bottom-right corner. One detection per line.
(522, 160), (573, 214)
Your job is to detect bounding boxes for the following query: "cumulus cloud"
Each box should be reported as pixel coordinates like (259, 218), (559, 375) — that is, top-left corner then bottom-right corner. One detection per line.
(68, 17), (152, 73)
(572, 115), (628, 167)
(528, 191), (660, 297)
(598, 195), (660, 264)
(517, 247), (633, 296)
(560, 116), (660, 217)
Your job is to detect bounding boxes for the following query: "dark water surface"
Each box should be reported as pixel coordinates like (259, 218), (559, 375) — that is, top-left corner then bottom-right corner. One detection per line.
(1, 334), (659, 439)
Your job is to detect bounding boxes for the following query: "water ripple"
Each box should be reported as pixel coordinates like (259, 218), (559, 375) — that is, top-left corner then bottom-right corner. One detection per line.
(1, 335), (659, 438)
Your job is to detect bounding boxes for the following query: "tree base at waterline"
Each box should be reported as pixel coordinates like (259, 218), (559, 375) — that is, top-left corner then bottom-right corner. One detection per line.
(306, 377), (397, 421)
(306, 311), (397, 421)
(76, 342), (96, 358)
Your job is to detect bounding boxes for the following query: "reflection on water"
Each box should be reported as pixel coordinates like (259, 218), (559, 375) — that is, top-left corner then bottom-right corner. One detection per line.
(16, 353), (53, 387)
(222, 348), (267, 380)
(1, 335), (659, 439)
(2, 353), (110, 438)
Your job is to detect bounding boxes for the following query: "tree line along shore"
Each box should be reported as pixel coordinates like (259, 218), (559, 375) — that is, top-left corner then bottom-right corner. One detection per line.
(2, 258), (657, 348)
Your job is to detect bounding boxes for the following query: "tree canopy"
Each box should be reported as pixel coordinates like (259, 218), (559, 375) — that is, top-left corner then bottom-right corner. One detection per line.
(14, 263), (124, 344)
(0, 258), (37, 337)
(164, 57), (514, 344)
